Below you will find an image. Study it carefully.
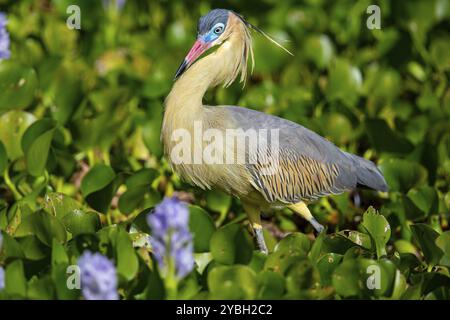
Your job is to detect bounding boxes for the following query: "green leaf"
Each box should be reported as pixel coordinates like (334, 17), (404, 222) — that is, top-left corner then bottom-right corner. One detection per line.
(42, 192), (83, 219)
(18, 236), (48, 260)
(118, 187), (146, 215)
(338, 230), (372, 250)
(361, 207), (391, 258)
(210, 223), (253, 265)
(32, 210), (67, 246)
(52, 264), (80, 300)
(275, 233), (311, 256)
(435, 231), (450, 267)
(256, 270), (285, 299)
(1, 232), (25, 259)
(0, 110), (36, 160)
(188, 205), (216, 253)
(404, 186), (439, 221)
(5, 260), (27, 298)
(379, 159), (428, 193)
(81, 164), (116, 213)
(285, 258), (318, 297)
(0, 141), (7, 173)
(21, 118), (57, 176)
(410, 223), (443, 267)
(51, 238), (69, 266)
(27, 276), (56, 300)
(0, 63), (38, 112)
(116, 227), (139, 281)
(326, 58), (362, 108)
(365, 118), (414, 155)
(62, 209), (100, 237)
(125, 168), (159, 189)
(317, 253), (343, 286)
(205, 189), (231, 215)
(208, 265), (258, 299)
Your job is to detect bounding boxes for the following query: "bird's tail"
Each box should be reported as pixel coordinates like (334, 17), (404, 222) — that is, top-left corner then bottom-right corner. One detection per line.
(347, 153), (388, 192)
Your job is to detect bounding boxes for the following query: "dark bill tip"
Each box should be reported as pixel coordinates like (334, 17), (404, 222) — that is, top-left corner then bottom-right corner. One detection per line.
(174, 59), (188, 80)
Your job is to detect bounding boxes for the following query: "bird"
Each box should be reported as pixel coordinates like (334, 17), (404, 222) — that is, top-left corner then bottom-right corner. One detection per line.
(161, 9), (388, 254)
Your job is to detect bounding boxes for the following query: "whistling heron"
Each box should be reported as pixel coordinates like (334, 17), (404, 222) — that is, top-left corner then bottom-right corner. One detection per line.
(162, 9), (388, 254)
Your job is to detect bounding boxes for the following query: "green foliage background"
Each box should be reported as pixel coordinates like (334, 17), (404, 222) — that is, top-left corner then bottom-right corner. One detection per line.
(0, 0), (449, 299)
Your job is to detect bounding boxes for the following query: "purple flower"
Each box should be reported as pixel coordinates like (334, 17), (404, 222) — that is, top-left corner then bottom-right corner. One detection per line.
(0, 12), (10, 60)
(0, 267), (4, 291)
(147, 197), (194, 279)
(77, 251), (118, 300)
(102, 0), (126, 11)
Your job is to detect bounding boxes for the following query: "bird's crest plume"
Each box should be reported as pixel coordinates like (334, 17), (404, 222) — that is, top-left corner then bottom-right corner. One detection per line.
(233, 11), (294, 57)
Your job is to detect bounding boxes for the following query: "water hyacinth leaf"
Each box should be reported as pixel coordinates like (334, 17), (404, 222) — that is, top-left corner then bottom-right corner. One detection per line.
(51, 238), (69, 266)
(18, 236), (48, 260)
(51, 264), (81, 300)
(1, 232), (25, 259)
(435, 232), (450, 267)
(332, 259), (369, 298)
(326, 58), (362, 108)
(21, 118), (57, 176)
(125, 168), (159, 189)
(0, 110), (36, 160)
(285, 258), (318, 297)
(304, 34), (334, 69)
(430, 37), (450, 71)
(379, 159), (428, 193)
(208, 265), (258, 299)
(5, 260), (27, 298)
(205, 189), (231, 224)
(47, 64), (82, 124)
(118, 187), (146, 215)
(32, 210), (67, 246)
(62, 209), (100, 237)
(81, 164), (116, 196)
(0, 141), (7, 173)
(275, 233), (311, 256)
(256, 270), (285, 299)
(27, 276), (55, 300)
(308, 228), (327, 264)
(338, 230), (372, 250)
(361, 208), (391, 259)
(365, 118), (414, 155)
(188, 205), (216, 253)
(404, 186), (439, 221)
(141, 104), (163, 158)
(210, 223), (253, 265)
(0, 63), (38, 112)
(317, 253), (343, 286)
(410, 223), (443, 267)
(116, 227), (139, 281)
(81, 164), (116, 213)
(42, 192), (83, 219)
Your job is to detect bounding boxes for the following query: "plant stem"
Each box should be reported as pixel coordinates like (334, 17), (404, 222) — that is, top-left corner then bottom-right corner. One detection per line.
(3, 168), (22, 200)
(165, 257), (178, 300)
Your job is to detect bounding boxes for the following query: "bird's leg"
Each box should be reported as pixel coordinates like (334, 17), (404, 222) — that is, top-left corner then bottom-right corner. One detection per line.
(242, 202), (268, 255)
(288, 202), (324, 233)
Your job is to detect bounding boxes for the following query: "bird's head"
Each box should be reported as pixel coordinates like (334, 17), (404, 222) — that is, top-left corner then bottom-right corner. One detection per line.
(174, 9), (292, 80)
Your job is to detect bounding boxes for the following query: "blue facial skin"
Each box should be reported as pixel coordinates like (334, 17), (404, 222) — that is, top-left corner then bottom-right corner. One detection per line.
(202, 32), (218, 43)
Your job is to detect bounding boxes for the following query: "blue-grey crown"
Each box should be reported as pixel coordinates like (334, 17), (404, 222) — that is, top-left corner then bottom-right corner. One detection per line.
(198, 9), (230, 35)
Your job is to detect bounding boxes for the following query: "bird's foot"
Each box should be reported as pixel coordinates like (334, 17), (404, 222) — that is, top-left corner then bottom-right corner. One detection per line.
(253, 224), (268, 255)
(310, 217), (324, 233)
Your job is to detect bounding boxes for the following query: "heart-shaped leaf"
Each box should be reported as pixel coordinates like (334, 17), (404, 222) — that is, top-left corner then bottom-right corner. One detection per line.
(361, 207), (391, 259)
(188, 205), (216, 253)
(210, 223), (253, 265)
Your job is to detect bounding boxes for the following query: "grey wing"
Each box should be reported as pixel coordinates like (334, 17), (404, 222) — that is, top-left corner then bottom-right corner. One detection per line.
(225, 106), (366, 203)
